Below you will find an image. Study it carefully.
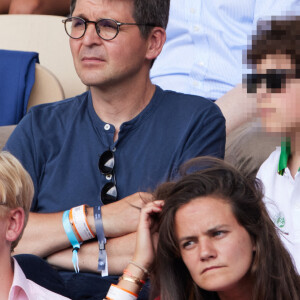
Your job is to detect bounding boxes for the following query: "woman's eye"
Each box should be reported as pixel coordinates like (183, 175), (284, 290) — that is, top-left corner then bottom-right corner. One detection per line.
(182, 240), (195, 249)
(212, 231), (226, 238)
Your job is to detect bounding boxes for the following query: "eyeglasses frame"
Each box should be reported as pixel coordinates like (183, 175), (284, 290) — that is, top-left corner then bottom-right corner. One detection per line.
(62, 16), (156, 41)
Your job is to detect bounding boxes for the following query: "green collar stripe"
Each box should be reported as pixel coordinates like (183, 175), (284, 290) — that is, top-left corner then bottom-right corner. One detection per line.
(278, 139), (291, 176)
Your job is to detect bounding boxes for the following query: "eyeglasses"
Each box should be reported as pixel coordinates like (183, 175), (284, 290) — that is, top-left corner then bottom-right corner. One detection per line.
(246, 69), (298, 94)
(62, 17), (156, 40)
(98, 150), (117, 204)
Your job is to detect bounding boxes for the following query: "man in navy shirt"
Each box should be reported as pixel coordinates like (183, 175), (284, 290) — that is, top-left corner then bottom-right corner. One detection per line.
(5, 0), (225, 298)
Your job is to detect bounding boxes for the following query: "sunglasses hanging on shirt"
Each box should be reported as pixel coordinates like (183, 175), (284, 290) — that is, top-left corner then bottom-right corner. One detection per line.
(98, 150), (117, 205)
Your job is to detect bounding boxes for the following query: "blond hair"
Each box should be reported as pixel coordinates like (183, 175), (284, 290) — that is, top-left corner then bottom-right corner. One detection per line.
(0, 151), (34, 250)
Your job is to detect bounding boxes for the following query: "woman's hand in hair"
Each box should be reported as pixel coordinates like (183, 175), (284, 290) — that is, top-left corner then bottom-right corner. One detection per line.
(133, 200), (164, 270)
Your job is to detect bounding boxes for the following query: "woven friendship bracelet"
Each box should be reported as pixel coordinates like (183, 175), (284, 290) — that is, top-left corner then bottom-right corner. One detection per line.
(62, 210), (81, 273)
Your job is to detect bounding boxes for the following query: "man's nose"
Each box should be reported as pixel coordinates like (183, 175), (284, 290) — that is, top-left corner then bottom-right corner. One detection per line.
(82, 23), (102, 45)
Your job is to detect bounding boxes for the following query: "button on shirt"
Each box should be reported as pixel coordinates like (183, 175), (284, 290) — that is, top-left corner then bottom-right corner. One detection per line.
(150, 0), (299, 100)
(9, 258), (70, 300)
(257, 147), (300, 273)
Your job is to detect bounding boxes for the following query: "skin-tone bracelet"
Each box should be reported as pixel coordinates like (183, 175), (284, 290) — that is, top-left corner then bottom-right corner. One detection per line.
(128, 260), (149, 277)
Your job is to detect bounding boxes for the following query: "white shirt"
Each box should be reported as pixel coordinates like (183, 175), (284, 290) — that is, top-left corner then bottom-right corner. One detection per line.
(257, 147), (300, 273)
(150, 0), (299, 100)
(8, 258), (70, 300)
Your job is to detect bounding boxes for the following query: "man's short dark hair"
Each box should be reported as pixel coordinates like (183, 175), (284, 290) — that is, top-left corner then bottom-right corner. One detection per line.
(70, 0), (170, 38)
(247, 16), (300, 70)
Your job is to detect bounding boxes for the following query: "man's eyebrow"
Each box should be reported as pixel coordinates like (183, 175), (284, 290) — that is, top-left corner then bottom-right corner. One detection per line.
(73, 13), (88, 19)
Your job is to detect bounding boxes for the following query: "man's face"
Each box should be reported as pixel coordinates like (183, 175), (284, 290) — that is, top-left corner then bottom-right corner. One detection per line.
(70, 0), (150, 88)
(256, 54), (300, 133)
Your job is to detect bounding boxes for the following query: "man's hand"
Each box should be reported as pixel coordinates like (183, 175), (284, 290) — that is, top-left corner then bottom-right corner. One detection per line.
(101, 192), (153, 238)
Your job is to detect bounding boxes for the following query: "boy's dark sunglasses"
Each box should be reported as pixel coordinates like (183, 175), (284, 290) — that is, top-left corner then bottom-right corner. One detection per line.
(246, 69), (299, 94)
(98, 150), (117, 205)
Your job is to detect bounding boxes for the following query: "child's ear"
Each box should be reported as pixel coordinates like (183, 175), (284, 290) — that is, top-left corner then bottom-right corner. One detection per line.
(6, 208), (25, 243)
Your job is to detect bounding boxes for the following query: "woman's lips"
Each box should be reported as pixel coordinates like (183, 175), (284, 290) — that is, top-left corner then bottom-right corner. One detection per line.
(201, 266), (223, 274)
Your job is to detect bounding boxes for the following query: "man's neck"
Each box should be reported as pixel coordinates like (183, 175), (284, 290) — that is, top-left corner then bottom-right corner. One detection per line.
(0, 256), (14, 300)
(90, 76), (156, 140)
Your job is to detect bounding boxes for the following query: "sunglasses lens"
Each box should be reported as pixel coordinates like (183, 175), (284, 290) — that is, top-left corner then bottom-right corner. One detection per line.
(99, 150), (117, 204)
(101, 182), (117, 204)
(267, 73), (285, 92)
(246, 74), (262, 93)
(246, 71), (290, 94)
(99, 150), (114, 174)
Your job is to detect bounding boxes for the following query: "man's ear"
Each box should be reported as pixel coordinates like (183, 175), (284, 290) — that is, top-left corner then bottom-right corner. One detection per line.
(6, 208), (25, 243)
(145, 27), (166, 61)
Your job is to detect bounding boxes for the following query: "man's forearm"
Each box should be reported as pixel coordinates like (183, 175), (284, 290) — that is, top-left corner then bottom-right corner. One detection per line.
(47, 233), (137, 275)
(14, 193), (151, 259)
(14, 211), (71, 257)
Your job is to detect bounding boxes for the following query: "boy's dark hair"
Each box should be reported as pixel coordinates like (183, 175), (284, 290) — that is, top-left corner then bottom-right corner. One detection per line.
(247, 16), (300, 71)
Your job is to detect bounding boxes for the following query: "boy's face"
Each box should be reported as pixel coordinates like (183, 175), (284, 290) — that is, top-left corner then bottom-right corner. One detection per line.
(256, 54), (300, 133)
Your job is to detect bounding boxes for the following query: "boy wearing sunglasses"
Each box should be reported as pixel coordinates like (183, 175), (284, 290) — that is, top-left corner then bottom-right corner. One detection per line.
(248, 16), (300, 272)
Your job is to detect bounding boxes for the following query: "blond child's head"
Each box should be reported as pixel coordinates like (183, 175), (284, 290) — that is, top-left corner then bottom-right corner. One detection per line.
(0, 151), (34, 251)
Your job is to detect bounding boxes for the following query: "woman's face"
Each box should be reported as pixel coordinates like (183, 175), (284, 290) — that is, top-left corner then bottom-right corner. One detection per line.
(175, 196), (254, 296)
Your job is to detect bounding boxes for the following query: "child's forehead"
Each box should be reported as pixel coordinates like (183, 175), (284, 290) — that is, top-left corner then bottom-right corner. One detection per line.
(257, 53), (293, 73)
